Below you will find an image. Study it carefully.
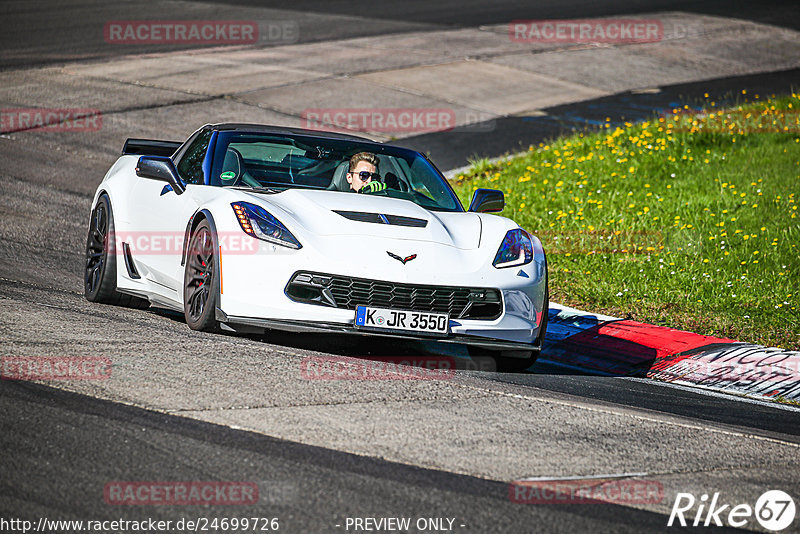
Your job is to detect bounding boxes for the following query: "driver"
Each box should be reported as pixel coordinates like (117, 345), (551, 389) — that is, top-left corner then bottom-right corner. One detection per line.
(347, 152), (387, 194)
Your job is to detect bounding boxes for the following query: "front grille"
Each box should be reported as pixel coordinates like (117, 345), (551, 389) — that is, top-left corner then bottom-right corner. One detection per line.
(285, 272), (502, 320)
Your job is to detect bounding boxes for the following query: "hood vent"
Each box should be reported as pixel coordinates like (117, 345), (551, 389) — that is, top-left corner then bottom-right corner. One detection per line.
(333, 210), (428, 228)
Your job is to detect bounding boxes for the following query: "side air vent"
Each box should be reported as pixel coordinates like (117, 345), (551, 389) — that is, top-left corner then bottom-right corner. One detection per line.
(333, 210), (427, 228)
(383, 214), (428, 227)
(122, 242), (141, 279)
(333, 210), (383, 224)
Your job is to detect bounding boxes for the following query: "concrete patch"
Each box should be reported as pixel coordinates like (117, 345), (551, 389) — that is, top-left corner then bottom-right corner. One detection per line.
(487, 47), (744, 94)
(0, 68), (200, 111)
(486, 12), (800, 94)
(236, 76), (489, 138)
(345, 27), (561, 57)
(356, 60), (607, 115)
(207, 41), (452, 76)
(68, 56), (326, 95)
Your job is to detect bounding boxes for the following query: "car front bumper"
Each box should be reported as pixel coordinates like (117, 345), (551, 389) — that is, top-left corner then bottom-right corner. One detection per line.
(217, 233), (547, 347)
(217, 309), (543, 354)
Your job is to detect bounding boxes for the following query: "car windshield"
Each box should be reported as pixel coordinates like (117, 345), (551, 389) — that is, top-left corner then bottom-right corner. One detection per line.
(208, 131), (463, 212)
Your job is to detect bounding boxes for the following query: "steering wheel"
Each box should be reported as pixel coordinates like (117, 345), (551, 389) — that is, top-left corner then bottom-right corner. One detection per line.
(383, 172), (409, 192)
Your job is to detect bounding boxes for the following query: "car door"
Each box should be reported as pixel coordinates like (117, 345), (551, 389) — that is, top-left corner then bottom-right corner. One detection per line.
(123, 130), (213, 299)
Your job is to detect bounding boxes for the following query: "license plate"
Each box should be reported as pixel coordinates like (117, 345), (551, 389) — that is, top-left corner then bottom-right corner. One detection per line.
(355, 306), (449, 335)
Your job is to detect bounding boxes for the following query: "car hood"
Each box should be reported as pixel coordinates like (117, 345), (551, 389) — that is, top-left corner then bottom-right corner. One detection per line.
(242, 189), (482, 250)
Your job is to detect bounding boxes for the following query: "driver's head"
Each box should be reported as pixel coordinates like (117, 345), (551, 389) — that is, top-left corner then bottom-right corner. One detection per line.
(347, 152), (380, 192)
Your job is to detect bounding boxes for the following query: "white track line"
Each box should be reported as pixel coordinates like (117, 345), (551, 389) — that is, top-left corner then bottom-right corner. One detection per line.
(620, 377), (800, 413)
(516, 472), (649, 482)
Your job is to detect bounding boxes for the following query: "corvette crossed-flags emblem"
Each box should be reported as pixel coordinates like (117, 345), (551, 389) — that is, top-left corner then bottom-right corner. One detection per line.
(386, 251), (417, 264)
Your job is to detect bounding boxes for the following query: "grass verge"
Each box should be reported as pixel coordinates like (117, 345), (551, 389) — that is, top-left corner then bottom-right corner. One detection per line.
(451, 92), (799, 349)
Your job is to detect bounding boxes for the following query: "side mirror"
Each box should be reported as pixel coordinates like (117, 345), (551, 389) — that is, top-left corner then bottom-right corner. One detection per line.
(136, 156), (185, 194)
(468, 188), (504, 213)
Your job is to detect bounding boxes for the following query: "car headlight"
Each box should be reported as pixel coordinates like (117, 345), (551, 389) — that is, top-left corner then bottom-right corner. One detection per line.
(493, 229), (533, 268)
(231, 202), (302, 249)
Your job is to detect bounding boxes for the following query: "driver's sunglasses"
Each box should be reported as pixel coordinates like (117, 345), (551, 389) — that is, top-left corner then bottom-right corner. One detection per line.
(350, 170), (380, 181)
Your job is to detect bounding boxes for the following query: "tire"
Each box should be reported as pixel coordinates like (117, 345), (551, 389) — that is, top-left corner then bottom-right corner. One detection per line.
(84, 195), (149, 309)
(468, 285), (549, 373)
(183, 220), (220, 332)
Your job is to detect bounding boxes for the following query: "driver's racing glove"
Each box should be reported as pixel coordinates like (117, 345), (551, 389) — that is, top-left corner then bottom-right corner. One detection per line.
(359, 181), (387, 194)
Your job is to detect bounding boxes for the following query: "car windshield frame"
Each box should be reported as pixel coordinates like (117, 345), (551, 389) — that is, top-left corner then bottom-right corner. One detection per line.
(208, 130), (465, 212)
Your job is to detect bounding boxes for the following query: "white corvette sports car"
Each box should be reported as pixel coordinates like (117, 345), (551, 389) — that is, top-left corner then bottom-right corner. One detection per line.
(85, 124), (548, 370)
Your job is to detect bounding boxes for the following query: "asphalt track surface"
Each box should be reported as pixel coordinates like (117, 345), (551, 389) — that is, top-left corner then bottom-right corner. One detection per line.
(2, 2), (800, 533)
(3, 0), (800, 70)
(2, 381), (749, 533)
